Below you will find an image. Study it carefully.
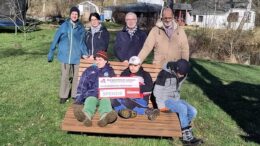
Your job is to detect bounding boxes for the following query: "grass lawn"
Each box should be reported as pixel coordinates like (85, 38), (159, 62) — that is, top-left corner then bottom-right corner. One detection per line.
(0, 25), (260, 146)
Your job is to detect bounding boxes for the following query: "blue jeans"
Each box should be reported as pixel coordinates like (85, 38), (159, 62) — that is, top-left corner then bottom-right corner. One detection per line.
(111, 98), (148, 115)
(165, 99), (197, 129)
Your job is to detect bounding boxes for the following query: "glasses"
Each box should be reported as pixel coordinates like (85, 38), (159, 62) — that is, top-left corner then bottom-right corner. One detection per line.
(129, 64), (139, 67)
(162, 17), (173, 21)
(91, 19), (99, 21)
(126, 19), (137, 21)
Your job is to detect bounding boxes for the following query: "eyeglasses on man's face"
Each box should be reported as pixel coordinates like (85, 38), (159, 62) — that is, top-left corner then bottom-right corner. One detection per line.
(162, 17), (173, 21)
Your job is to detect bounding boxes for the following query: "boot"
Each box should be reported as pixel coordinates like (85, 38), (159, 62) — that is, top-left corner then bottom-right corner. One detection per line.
(98, 110), (118, 127)
(182, 126), (203, 145)
(73, 103), (92, 126)
(145, 108), (160, 121)
(73, 104), (85, 122)
(118, 109), (137, 119)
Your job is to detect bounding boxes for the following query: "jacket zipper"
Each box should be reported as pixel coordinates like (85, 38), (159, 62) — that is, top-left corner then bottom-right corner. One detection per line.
(69, 25), (73, 64)
(91, 33), (94, 55)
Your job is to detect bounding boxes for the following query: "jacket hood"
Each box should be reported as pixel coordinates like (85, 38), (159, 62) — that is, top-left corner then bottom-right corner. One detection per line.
(155, 19), (178, 31)
(162, 62), (177, 74)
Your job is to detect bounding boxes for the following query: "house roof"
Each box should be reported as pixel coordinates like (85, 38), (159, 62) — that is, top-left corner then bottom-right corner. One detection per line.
(172, 3), (192, 10)
(191, 0), (249, 15)
(107, 3), (162, 13)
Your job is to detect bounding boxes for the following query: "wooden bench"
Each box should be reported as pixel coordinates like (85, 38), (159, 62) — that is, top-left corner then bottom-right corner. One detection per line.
(61, 59), (182, 138)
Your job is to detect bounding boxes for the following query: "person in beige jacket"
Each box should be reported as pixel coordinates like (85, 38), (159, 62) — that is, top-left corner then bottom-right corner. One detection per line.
(138, 7), (189, 67)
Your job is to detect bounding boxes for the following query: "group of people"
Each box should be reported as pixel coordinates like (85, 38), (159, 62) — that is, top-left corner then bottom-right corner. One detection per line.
(48, 6), (202, 145)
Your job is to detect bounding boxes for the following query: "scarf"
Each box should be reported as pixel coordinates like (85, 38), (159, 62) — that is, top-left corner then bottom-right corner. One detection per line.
(126, 26), (137, 39)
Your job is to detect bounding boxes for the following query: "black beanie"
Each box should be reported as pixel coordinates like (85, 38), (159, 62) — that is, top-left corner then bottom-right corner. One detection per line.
(167, 59), (190, 75)
(70, 6), (80, 16)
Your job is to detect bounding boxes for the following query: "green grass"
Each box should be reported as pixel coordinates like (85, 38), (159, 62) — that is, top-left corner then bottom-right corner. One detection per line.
(0, 25), (260, 146)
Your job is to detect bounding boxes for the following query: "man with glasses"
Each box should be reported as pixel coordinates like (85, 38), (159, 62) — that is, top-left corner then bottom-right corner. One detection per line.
(114, 12), (147, 63)
(138, 7), (189, 67)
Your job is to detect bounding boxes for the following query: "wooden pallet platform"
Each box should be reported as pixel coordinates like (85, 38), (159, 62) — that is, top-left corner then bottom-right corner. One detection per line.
(61, 59), (182, 138)
(61, 105), (182, 137)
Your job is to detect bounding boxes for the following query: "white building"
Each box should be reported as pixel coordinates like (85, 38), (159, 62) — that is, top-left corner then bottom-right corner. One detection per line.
(190, 0), (256, 30)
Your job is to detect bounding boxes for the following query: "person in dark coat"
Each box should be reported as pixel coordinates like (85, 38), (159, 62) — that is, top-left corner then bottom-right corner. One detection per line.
(111, 56), (159, 120)
(73, 51), (117, 127)
(86, 12), (110, 60)
(114, 12), (147, 63)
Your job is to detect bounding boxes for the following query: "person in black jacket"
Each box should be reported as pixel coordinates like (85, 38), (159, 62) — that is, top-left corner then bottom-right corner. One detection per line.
(111, 56), (159, 120)
(113, 12), (147, 63)
(85, 12), (110, 60)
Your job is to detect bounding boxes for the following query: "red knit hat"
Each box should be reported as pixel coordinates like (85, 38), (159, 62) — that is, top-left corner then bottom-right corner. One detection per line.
(95, 51), (108, 60)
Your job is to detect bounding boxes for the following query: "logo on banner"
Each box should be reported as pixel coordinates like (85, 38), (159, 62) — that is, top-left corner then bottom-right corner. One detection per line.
(98, 77), (142, 98)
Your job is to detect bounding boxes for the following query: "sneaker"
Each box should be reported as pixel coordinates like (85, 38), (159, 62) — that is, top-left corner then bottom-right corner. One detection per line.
(145, 108), (160, 121)
(118, 109), (137, 119)
(182, 127), (203, 145)
(72, 104), (85, 122)
(182, 137), (203, 146)
(97, 111), (117, 127)
(60, 98), (67, 104)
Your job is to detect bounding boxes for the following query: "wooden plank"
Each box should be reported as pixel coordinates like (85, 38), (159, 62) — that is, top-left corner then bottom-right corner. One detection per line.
(62, 60), (182, 138)
(61, 106), (182, 137)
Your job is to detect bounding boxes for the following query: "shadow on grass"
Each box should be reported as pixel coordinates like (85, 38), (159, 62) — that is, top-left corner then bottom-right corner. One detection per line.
(68, 131), (175, 145)
(0, 43), (50, 58)
(188, 60), (260, 144)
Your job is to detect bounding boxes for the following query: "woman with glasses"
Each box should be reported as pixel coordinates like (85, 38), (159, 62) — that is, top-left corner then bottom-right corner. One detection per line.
(85, 12), (110, 60)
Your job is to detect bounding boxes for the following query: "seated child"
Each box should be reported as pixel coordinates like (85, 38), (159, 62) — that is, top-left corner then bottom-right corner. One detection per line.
(153, 59), (203, 145)
(111, 56), (160, 120)
(73, 51), (117, 127)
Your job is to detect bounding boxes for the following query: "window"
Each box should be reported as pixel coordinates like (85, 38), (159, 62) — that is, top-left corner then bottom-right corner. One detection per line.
(193, 15), (196, 22)
(227, 12), (239, 22)
(198, 16), (203, 22)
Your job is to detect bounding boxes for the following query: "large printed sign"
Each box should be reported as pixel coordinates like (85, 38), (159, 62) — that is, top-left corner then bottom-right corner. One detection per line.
(98, 77), (142, 98)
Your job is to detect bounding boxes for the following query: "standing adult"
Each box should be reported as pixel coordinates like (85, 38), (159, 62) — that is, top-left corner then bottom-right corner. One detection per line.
(114, 12), (147, 63)
(86, 12), (110, 60)
(48, 6), (88, 104)
(138, 7), (189, 67)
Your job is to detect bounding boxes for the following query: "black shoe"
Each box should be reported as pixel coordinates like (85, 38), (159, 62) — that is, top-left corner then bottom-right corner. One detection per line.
(59, 98), (67, 104)
(145, 108), (160, 121)
(182, 137), (203, 146)
(98, 111), (117, 127)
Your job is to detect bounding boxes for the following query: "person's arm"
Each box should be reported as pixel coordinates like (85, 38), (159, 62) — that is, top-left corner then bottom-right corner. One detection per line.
(80, 31), (88, 57)
(75, 68), (89, 103)
(153, 71), (169, 109)
(47, 26), (63, 62)
(179, 28), (189, 61)
(138, 27), (156, 63)
(113, 32), (124, 61)
(103, 28), (110, 51)
(140, 71), (153, 93)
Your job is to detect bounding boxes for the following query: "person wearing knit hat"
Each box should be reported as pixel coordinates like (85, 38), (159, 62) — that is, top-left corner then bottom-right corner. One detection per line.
(153, 59), (203, 145)
(47, 6), (88, 104)
(95, 50), (108, 61)
(73, 50), (118, 127)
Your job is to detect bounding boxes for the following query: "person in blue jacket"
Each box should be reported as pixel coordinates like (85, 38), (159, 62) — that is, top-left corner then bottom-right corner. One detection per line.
(73, 51), (117, 127)
(47, 6), (88, 104)
(85, 12), (110, 60)
(113, 12), (147, 63)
